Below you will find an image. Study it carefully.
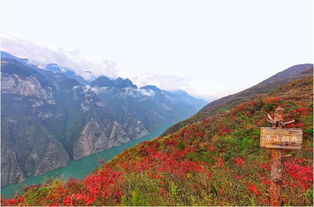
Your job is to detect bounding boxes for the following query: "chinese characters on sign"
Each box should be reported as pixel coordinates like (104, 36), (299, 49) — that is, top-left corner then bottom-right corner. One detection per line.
(260, 127), (302, 149)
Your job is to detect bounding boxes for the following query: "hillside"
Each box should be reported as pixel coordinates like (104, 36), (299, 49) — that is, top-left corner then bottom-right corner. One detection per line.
(1, 65), (313, 206)
(163, 64), (313, 136)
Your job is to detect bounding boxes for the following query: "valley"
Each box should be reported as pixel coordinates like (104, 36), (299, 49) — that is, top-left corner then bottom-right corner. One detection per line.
(1, 51), (207, 188)
(1, 63), (312, 206)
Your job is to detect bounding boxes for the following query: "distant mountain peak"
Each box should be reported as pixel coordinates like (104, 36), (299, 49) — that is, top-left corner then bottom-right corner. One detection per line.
(44, 63), (89, 84)
(1, 51), (29, 63)
(1, 51), (89, 85)
(90, 76), (115, 88)
(45, 63), (67, 72)
(140, 85), (161, 92)
(115, 78), (137, 89)
(90, 76), (137, 89)
(171, 89), (189, 96)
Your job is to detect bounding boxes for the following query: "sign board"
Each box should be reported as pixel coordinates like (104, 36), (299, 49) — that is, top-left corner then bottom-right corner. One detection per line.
(260, 127), (302, 149)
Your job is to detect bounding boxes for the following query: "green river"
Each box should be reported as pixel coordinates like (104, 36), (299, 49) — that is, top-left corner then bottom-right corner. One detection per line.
(1, 126), (168, 198)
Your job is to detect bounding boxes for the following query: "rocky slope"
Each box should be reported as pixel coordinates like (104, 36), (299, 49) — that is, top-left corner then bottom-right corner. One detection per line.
(1, 59), (70, 187)
(1, 52), (207, 187)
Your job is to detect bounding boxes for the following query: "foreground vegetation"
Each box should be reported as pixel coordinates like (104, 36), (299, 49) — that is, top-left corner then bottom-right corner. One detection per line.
(2, 77), (313, 206)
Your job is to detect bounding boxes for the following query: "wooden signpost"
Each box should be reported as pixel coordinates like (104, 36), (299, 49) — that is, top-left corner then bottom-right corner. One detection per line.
(260, 106), (303, 206)
(260, 127), (302, 149)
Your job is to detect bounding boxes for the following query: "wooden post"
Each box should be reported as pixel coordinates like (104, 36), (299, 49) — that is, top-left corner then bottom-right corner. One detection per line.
(261, 106), (302, 206)
(270, 149), (283, 206)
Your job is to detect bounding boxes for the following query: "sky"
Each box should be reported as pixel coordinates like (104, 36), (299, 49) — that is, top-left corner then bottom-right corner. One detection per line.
(1, 0), (313, 100)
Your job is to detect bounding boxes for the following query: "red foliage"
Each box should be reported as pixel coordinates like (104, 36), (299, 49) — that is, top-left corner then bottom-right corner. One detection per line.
(260, 162), (271, 170)
(248, 183), (259, 196)
(284, 159), (313, 189)
(263, 97), (281, 105)
(214, 157), (225, 168)
(203, 118), (210, 123)
(263, 198), (269, 204)
(81, 168), (124, 205)
(261, 177), (271, 185)
(235, 100), (258, 112)
(159, 188), (166, 195)
(165, 138), (178, 145)
(219, 126), (233, 136)
(296, 107), (310, 115)
(286, 122), (304, 128)
(234, 157), (245, 167)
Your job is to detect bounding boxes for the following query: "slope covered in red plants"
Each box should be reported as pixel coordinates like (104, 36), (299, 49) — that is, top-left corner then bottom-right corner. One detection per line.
(2, 66), (313, 206)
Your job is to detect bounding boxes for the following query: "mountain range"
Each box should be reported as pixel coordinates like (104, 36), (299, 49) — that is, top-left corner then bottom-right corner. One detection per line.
(0, 51), (207, 187)
(2, 62), (312, 206)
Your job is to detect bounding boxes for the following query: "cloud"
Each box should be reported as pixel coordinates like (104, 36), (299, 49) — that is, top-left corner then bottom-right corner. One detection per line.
(1, 36), (212, 100)
(138, 88), (155, 97)
(129, 72), (191, 91)
(1, 36), (118, 80)
(129, 72), (217, 100)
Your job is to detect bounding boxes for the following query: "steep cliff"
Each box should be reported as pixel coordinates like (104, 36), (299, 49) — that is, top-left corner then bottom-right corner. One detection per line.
(1, 60), (70, 186)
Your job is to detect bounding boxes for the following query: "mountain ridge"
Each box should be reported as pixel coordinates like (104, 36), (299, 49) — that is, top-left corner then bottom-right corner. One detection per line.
(2, 63), (312, 206)
(162, 64), (313, 136)
(1, 52), (207, 188)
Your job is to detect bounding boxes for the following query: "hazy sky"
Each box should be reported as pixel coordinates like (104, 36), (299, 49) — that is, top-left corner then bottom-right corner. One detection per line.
(1, 0), (313, 100)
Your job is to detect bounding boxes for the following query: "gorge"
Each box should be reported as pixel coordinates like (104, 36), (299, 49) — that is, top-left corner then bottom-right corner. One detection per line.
(1, 51), (207, 188)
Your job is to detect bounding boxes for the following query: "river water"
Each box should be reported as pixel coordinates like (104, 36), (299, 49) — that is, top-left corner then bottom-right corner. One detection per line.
(1, 126), (168, 198)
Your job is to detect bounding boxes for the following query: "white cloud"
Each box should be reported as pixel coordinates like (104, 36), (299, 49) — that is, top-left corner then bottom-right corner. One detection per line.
(1, 36), (203, 97)
(89, 86), (110, 94)
(1, 36), (225, 101)
(1, 36), (118, 80)
(128, 72), (217, 100)
(129, 72), (191, 91)
(138, 88), (155, 97)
